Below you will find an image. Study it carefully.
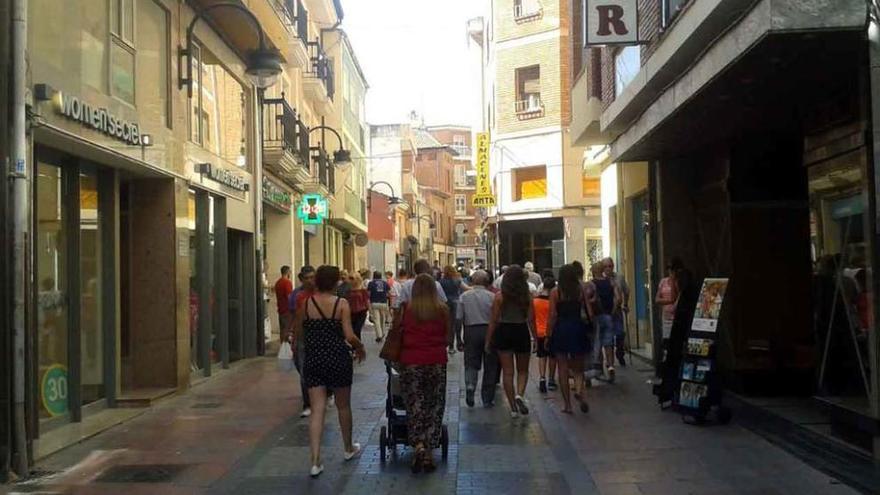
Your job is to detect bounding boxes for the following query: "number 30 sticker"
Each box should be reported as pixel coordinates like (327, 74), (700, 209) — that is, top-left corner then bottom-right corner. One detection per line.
(41, 364), (69, 417)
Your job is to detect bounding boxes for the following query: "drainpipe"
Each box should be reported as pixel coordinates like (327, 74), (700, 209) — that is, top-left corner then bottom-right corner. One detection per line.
(10, 0), (29, 478)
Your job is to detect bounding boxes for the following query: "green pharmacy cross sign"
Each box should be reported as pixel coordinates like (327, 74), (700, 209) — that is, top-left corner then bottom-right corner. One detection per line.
(297, 194), (328, 225)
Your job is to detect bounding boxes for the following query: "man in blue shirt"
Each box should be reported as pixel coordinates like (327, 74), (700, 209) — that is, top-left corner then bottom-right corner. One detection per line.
(366, 271), (391, 342)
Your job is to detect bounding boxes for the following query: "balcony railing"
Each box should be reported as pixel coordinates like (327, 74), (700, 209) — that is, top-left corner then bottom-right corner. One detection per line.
(307, 40), (335, 99)
(455, 175), (477, 188)
(295, 0), (308, 44)
(262, 96), (310, 171)
(313, 149), (335, 192)
(345, 191), (366, 223)
(273, 0), (295, 26)
(515, 94), (544, 119)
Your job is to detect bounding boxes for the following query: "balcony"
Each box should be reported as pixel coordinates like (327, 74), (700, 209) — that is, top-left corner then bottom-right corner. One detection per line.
(303, 148), (335, 197)
(513, 0), (543, 22)
(304, 39), (335, 108)
(451, 145), (471, 159)
(515, 94), (544, 120)
(455, 175), (476, 190)
(262, 97), (311, 190)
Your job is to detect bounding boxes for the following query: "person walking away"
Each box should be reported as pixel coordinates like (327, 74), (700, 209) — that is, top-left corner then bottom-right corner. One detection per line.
(524, 261), (543, 288)
(274, 266), (294, 343)
(547, 265), (590, 413)
(603, 258), (630, 367)
(390, 269), (408, 310)
(367, 271), (391, 342)
(493, 265), (508, 289)
(385, 270), (398, 309)
(533, 274), (557, 394)
(393, 259), (448, 319)
(460, 270), (499, 407)
(440, 265), (468, 354)
(399, 274), (449, 473)
(288, 266), (316, 418)
(291, 265), (365, 477)
(591, 263), (622, 383)
(345, 272), (370, 341)
(485, 265), (537, 418)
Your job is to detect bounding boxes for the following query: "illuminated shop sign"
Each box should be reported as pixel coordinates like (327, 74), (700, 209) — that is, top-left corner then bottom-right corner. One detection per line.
(297, 194), (328, 225)
(198, 163), (249, 192)
(263, 177), (292, 213)
(55, 92), (143, 146)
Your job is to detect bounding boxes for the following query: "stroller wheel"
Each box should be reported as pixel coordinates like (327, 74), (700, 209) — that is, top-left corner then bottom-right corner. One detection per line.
(379, 426), (388, 463)
(441, 425), (449, 460)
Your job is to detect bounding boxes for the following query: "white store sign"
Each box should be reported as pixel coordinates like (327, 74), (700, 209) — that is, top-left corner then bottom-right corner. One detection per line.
(585, 0), (639, 46)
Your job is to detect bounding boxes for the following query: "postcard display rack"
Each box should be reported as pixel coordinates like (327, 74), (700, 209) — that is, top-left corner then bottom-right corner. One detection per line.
(675, 278), (732, 425)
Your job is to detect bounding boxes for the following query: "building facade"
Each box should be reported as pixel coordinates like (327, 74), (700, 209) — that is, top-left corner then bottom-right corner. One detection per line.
(6, 0), (357, 466)
(571, 0), (880, 457)
(469, 0), (601, 275)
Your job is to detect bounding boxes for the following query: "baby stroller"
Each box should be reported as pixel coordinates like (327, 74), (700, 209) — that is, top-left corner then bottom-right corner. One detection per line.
(379, 361), (449, 463)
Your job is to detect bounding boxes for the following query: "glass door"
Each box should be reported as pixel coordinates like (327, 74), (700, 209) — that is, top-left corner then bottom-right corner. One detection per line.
(79, 168), (104, 406)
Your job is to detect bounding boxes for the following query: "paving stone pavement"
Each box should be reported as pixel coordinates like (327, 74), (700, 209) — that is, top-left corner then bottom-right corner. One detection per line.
(3, 331), (864, 495)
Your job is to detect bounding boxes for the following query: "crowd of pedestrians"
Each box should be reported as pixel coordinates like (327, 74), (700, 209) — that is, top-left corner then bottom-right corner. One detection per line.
(273, 256), (631, 477)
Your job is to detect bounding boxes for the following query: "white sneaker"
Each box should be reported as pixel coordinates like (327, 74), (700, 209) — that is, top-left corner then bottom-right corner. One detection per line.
(510, 410), (519, 419)
(344, 443), (362, 461)
(327, 395), (335, 408)
(309, 464), (324, 477)
(515, 395), (529, 415)
(300, 408), (312, 418)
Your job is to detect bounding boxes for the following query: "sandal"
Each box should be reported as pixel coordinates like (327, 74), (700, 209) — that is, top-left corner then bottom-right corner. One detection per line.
(422, 452), (437, 473)
(411, 446), (426, 474)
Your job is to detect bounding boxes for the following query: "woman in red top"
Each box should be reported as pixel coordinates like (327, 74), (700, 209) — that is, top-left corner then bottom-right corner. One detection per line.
(345, 272), (370, 340)
(399, 274), (449, 474)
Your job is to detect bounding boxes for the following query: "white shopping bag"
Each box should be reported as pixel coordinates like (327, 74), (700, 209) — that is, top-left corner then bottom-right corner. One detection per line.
(277, 342), (295, 372)
(363, 318), (375, 334)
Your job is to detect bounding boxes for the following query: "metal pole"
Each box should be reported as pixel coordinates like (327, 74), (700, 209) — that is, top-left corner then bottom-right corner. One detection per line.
(10, 0), (29, 478)
(255, 88), (266, 356)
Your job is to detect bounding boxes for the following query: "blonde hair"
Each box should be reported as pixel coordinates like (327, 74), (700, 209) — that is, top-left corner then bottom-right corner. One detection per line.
(409, 274), (448, 322)
(349, 271), (363, 289)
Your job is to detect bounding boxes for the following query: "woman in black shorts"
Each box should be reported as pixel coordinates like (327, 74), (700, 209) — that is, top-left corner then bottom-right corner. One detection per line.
(485, 265), (537, 419)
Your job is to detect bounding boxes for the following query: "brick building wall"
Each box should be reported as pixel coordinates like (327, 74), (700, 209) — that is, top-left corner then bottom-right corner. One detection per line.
(495, 37), (564, 134)
(496, 0), (562, 42)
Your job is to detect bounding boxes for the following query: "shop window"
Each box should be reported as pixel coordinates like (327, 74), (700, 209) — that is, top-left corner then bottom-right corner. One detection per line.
(513, 166), (547, 201)
(515, 65), (542, 115)
(189, 42), (250, 169)
(137, 0), (171, 128)
(615, 46), (640, 97)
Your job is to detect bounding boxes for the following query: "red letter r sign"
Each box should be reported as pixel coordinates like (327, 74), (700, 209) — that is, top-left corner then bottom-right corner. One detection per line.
(586, 0), (638, 45)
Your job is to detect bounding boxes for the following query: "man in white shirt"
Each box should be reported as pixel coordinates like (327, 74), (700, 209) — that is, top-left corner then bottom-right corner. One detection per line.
(460, 270), (498, 408)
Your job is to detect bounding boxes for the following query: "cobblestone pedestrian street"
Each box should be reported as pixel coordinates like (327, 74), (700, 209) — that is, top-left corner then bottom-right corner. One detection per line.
(6, 336), (860, 495)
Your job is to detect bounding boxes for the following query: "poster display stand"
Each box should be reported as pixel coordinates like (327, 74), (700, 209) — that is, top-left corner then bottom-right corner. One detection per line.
(674, 278), (732, 424)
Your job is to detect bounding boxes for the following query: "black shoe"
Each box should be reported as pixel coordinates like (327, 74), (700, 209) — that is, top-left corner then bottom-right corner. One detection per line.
(617, 352), (626, 367)
(539, 379), (547, 394)
(376, 337), (383, 343)
(483, 400), (495, 408)
(547, 380), (558, 391)
(466, 389), (475, 408)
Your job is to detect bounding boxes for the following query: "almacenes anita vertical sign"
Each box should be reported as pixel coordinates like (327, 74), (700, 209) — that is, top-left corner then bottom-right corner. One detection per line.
(472, 132), (496, 207)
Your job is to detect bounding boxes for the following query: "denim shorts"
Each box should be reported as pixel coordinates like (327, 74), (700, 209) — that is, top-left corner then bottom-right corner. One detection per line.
(596, 314), (615, 347)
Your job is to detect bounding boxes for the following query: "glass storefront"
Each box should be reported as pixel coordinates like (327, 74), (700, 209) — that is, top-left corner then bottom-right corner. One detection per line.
(809, 151), (875, 404)
(79, 170), (104, 405)
(36, 162), (69, 421)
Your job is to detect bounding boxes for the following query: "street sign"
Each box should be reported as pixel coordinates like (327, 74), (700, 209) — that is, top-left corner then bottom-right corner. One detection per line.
(297, 194), (328, 225)
(472, 132), (496, 207)
(41, 364), (69, 417)
(585, 0), (639, 46)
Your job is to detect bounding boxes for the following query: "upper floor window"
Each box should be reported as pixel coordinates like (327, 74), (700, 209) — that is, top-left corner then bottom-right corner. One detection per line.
(189, 43), (250, 169)
(614, 46), (640, 97)
(455, 194), (467, 215)
(513, 0), (542, 22)
(515, 65), (543, 116)
(110, 0), (136, 105)
(455, 165), (466, 186)
(662, 0), (689, 28)
(513, 166), (546, 201)
(138, 0), (171, 128)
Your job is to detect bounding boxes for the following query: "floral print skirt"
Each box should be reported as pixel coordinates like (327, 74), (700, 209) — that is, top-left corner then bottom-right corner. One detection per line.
(399, 363), (447, 449)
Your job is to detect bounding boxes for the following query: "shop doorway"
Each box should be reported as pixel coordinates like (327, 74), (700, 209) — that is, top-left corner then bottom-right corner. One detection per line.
(228, 230), (246, 362)
(630, 193), (651, 353)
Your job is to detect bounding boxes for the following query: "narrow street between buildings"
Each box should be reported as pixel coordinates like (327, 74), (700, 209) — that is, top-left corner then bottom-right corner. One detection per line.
(4, 332), (859, 495)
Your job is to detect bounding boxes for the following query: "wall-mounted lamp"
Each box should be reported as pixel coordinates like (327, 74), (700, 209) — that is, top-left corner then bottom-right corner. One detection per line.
(179, 2), (282, 96)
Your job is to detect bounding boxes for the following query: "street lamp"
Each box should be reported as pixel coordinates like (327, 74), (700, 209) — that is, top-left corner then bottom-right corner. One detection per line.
(309, 117), (352, 171)
(367, 181), (404, 210)
(179, 2), (282, 96)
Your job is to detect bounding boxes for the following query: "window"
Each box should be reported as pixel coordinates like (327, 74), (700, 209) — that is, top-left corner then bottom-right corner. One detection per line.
(614, 46), (640, 97)
(110, 0), (136, 104)
(189, 42), (250, 169)
(455, 223), (468, 245)
(514, 0), (542, 20)
(455, 165), (466, 186)
(513, 166), (547, 201)
(515, 65), (542, 114)
(662, 0), (689, 28)
(137, 0), (170, 128)
(582, 177), (600, 198)
(455, 194), (467, 215)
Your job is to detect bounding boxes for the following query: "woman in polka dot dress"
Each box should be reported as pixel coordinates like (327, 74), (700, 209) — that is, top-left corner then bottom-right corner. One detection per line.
(294, 265), (366, 477)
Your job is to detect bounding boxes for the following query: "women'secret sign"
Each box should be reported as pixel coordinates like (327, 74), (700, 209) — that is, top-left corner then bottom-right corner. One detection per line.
(55, 92), (143, 146)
